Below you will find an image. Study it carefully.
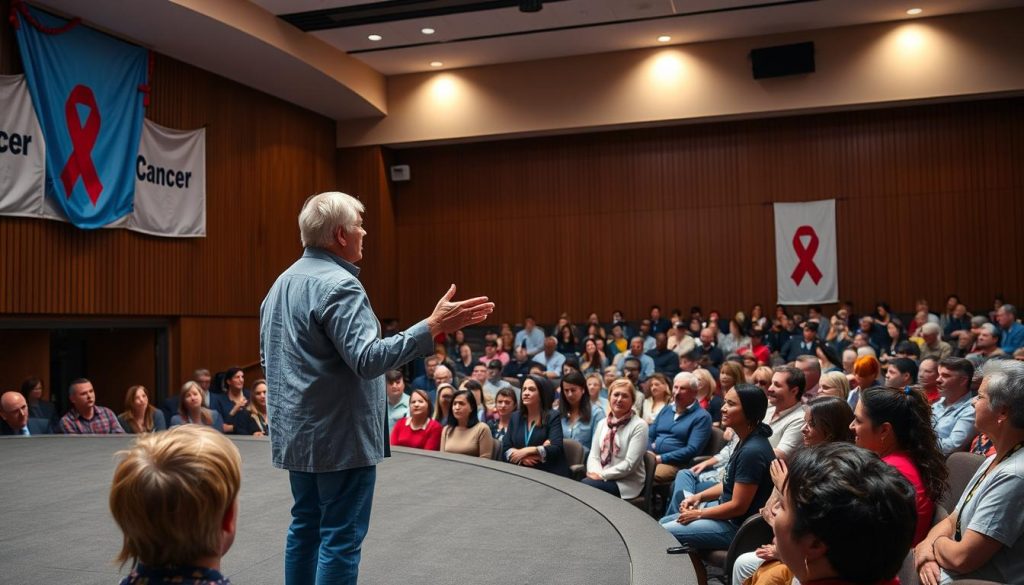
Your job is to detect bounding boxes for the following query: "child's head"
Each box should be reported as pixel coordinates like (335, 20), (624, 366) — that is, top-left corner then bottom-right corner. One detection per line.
(110, 425), (242, 568)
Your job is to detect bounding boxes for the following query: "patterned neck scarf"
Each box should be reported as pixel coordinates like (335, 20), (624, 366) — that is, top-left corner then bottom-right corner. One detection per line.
(600, 410), (634, 466)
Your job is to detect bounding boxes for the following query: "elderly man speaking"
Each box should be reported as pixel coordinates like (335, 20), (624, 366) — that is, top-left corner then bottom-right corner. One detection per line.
(261, 191), (494, 585)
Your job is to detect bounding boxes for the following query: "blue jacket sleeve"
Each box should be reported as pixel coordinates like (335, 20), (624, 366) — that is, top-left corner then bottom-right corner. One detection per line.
(661, 411), (711, 466)
(544, 411), (565, 462)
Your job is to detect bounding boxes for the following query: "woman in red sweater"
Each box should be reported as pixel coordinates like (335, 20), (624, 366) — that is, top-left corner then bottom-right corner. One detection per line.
(391, 388), (442, 451)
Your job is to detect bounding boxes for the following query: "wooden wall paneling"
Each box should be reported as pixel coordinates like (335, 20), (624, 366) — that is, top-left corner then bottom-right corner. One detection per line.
(387, 97), (1024, 326)
(0, 329), (50, 398)
(85, 329), (157, 413)
(176, 317), (260, 394)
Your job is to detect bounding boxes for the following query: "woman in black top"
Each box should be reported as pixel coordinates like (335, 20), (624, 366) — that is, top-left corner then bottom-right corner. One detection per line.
(501, 375), (569, 477)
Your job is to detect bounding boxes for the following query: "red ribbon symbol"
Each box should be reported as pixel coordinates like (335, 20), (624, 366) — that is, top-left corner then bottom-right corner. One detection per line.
(790, 225), (823, 285)
(60, 84), (103, 206)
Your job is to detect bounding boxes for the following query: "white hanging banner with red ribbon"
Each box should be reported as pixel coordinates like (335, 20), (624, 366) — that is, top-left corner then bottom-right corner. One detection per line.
(773, 199), (838, 304)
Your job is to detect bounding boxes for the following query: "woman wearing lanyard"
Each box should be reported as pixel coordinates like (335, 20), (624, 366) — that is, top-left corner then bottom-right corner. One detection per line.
(914, 360), (1024, 585)
(501, 375), (569, 477)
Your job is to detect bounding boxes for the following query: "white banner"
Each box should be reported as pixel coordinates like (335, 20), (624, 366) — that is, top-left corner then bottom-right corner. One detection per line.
(129, 119), (206, 237)
(0, 75), (46, 217)
(774, 199), (838, 304)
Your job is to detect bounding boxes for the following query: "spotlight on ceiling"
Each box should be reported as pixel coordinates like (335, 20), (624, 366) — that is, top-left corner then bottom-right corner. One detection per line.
(519, 0), (543, 13)
(906, 8), (923, 15)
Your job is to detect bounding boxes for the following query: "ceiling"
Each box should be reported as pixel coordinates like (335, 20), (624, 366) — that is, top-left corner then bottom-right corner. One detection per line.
(253, 0), (1024, 75)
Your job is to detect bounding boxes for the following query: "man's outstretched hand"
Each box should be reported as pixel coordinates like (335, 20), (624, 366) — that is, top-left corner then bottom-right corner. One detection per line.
(427, 284), (495, 336)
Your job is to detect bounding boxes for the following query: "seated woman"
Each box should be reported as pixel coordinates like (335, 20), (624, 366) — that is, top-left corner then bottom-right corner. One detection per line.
(580, 337), (607, 375)
(441, 389), (494, 459)
(818, 370), (851, 401)
(234, 379), (269, 436)
(915, 360), (1024, 585)
(660, 384), (776, 550)
(433, 383), (456, 426)
(586, 372), (609, 415)
(560, 371), (605, 458)
(170, 381), (224, 432)
(775, 443), (918, 585)
(117, 385), (167, 434)
(501, 375), (569, 477)
(642, 373), (672, 424)
(391, 388), (442, 451)
(453, 343), (476, 379)
(20, 376), (56, 423)
(488, 387), (518, 444)
(694, 368), (723, 426)
(211, 367), (250, 434)
(851, 386), (947, 546)
(460, 379), (492, 422)
(848, 355), (881, 409)
(583, 378), (648, 498)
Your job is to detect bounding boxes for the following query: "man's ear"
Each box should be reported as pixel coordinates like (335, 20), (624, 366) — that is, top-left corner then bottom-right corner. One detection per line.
(222, 498), (238, 535)
(335, 225), (348, 247)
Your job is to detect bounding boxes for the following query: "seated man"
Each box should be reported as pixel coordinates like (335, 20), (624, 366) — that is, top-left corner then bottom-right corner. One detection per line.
(765, 366), (807, 459)
(502, 345), (534, 384)
(919, 323), (953, 362)
(780, 323), (820, 363)
(648, 372), (712, 483)
(996, 303), (1024, 354)
(885, 357), (919, 389)
(614, 336), (655, 381)
(532, 336), (566, 380)
(514, 315), (546, 358)
(794, 355), (822, 402)
(110, 425), (241, 585)
(646, 332), (680, 377)
(932, 357), (976, 455)
(60, 378), (124, 434)
(385, 370), (410, 433)
(483, 359), (516, 403)
(0, 391), (50, 436)
(967, 323), (1005, 367)
(410, 355), (440, 399)
(695, 328), (725, 368)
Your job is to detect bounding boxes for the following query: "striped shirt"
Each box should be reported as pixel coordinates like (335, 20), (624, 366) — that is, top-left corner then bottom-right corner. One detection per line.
(59, 406), (125, 434)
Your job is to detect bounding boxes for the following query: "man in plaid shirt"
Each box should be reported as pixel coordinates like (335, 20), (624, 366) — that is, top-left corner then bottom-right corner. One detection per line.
(59, 378), (124, 434)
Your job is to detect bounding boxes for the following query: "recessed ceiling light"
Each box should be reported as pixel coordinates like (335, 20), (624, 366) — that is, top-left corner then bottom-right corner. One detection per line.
(367, 34), (382, 41)
(421, 27), (435, 35)
(430, 61), (444, 68)
(906, 8), (922, 15)
(657, 35), (671, 43)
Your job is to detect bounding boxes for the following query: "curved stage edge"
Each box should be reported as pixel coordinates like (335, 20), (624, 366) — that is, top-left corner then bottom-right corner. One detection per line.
(0, 436), (693, 584)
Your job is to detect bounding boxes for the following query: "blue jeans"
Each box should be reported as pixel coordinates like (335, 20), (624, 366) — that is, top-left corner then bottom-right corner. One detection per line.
(664, 469), (718, 517)
(659, 511), (739, 550)
(286, 466), (377, 585)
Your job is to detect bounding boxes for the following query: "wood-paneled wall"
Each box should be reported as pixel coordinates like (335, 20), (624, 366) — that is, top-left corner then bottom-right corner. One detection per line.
(367, 97), (1024, 326)
(1, 2), (337, 394)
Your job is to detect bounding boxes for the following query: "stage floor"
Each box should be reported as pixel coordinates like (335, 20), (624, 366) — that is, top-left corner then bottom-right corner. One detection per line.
(1, 435), (691, 584)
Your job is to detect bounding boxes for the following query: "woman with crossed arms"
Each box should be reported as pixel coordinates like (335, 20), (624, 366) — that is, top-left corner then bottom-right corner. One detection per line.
(501, 375), (569, 477)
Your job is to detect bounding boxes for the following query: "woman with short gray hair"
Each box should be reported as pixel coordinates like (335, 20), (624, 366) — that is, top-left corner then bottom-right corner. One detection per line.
(914, 359), (1024, 585)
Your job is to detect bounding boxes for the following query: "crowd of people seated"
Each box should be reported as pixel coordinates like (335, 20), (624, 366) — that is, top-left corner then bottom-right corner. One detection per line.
(5, 296), (1024, 584)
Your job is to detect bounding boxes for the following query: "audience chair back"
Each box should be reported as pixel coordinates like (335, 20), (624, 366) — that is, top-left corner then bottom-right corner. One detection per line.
(899, 506), (950, 585)
(563, 438), (585, 467)
(626, 450), (658, 516)
(941, 452), (985, 512)
(491, 440), (503, 461)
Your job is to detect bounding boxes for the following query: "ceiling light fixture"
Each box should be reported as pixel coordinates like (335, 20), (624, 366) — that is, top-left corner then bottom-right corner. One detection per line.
(657, 35), (671, 43)
(430, 61), (444, 68)
(906, 8), (922, 15)
(421, 27), (435, 35)
(368, 34), (382, 41)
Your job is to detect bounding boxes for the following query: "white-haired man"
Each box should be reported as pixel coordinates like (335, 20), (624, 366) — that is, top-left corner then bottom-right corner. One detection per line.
(919, 322), (952, 362)
(260, 191), (493, 584)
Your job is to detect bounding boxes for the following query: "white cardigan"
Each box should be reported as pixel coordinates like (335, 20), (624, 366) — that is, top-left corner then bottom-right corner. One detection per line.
(586, 415), (649, 499)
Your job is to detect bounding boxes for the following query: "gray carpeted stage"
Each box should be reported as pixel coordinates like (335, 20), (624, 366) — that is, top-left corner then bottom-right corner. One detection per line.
(1, 435), (692, 584)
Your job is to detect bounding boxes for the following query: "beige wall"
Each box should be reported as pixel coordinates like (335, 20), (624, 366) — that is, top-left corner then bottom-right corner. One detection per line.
(338, 8), (1024, 147)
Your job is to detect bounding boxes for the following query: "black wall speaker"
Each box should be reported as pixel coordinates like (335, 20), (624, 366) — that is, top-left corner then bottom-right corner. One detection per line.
(750, 42), (815, 79)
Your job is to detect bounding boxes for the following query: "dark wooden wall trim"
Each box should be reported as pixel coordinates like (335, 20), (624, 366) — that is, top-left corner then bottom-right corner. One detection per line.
(373, 97), (1023, 326)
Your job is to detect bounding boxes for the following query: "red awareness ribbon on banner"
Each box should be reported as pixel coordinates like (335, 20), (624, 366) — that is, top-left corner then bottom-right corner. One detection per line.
(60, 85), (104, 206)
(790, 225), (823, 285)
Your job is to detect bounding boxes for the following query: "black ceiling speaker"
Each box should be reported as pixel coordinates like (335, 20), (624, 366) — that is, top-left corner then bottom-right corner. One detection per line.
(519, 0), (543, 12)
(750, 41), (815, 79)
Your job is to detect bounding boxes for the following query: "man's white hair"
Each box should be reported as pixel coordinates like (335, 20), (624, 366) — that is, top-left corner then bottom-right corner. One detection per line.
(673, 371), (699, 389)
(298, 191), (365, 248)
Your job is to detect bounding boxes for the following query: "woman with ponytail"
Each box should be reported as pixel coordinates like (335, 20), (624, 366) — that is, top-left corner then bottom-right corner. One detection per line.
(850, 385), (948, 545)
(660, 384), (777, 550)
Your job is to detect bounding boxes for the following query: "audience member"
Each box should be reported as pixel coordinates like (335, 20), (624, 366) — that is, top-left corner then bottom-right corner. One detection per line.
(642, 372), (672, 424)
(583, 378), (649, 499)
(390, 389), (442, 451)
(110, 425), (241, 585)
(234, 379), (269, 437)
(501, 375), (569, 477)
(915, 359), (1024, 585)
(533, 336), (566, 379)
(501, 346), (533, 385)
(802, 396), (855, 445)
(669, 322), (696, 356)
(648, 372), (712, 483)
(440, 389), (494, 459)
(794, 354), (822, 401)
(880, 320), (908, 363)
(852, 386), (947, 545)
(739, 328), (771, 366)
(461, 379), (492, 422)
(648, 332), (681, 377)
(660, 384), (775, 550)
(918, 357), (941, 403)
(650, 305), (671, 335)
(765, 366), (807, 459)
(995, 304), (1024, 354)
(117, 385), (167, 434)
(579, 337), (608, 375)
(487, 387), (518, 444)
(514, 315), (546, 357)
(385, 370), (410, 433)
(933, 357), (977, 455)
(849, 355), (881, 409)
(559, 371), (604, 459)
(556, 324), (579, 355)
(693, 368), (723, 426)
(780, 324), (819, 363)
(478, 338), (509, 368)
(453, 343), (476, 379)
(885, 357), (919, 389)
(919, 323), (953, 362)
(211, 367), (250, 434)
(614, 336), (655, 381)
(60, 378), (124, 434)
(161, 368), (211, 422)
(721, 319), (750, 355)
(775, 443), (917, 585)
(968, 323), (1005, 367)
(20, 376), (55, 422)
(433, 383), (456, 426)
(1, 391), (50, 435)
(817, 370), (851, 400)
(841, 348), (857, 374)
(694, 328), (725, 368)
(411, 355), (440, 401)
(171, 381), (225, 432)
(585, 372), (609, 414)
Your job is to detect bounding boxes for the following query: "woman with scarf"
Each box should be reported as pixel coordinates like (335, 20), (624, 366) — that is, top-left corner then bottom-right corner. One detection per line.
(583, 378), (649, 499)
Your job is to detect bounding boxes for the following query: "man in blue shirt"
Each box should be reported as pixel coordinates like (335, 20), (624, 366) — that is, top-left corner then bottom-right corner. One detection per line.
(260, 191), (493, 585)
(932, 357), (976, 455)
(648, 371), (712, 483)
(996, 304), (1024, 354)
(514, 315), (546, 357)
